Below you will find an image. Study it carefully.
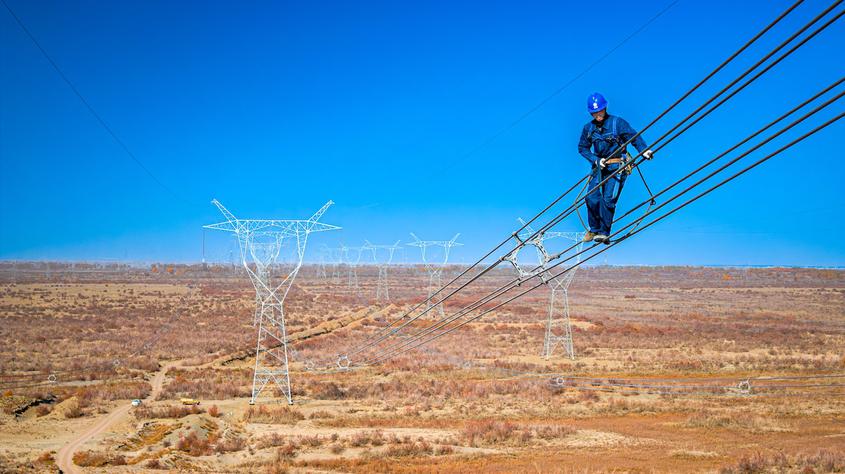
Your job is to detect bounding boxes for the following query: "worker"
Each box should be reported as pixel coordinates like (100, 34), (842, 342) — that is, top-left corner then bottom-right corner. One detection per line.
(578, 92), (653, 244)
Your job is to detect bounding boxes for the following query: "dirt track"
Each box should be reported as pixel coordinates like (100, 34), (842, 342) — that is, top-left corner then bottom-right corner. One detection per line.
(55, 361), (176, 474)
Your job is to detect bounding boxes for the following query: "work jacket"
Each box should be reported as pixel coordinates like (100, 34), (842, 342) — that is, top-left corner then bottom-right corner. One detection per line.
(578, 114), (648, 165)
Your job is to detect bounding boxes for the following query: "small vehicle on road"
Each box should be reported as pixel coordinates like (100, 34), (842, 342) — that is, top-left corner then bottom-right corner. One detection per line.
(131, 399), (142, 407)
(180, 398), (200, 406)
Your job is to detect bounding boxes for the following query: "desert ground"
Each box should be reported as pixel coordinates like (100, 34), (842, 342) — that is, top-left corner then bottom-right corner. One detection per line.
(0, 262), (843, 473)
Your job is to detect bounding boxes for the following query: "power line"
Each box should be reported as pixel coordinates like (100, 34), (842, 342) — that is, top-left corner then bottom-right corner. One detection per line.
(539, 0), (843, 238)
(367, 92), (844, 364)
(1, 0), (187, 202)
(360, 82), (844, 366)
(368, 110), (843, 366)
(339, 0), (809, 361)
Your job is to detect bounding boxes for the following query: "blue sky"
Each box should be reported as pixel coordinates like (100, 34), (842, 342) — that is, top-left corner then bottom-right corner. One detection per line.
(1, 0), (843, 266)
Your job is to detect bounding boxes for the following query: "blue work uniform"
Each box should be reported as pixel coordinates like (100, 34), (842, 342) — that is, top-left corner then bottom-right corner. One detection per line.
(577, 114), (648, 237)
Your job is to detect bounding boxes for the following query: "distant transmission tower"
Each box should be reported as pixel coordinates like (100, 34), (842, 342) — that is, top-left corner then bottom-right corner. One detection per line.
(364, 240), (402, 303)
(315, 246), (330, 281)
(329, 247), (343, 283)
(340, 244), (365, 293)
(408, 233), (462, 319)
(205, 199), (339, 404)
(505, 218), (583, 359)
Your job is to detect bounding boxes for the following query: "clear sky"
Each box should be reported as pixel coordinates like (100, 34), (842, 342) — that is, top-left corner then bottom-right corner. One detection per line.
(1, 0), (843, 266)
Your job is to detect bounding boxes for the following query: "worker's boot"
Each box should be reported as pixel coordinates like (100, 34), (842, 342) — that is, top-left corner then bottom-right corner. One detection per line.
(593, 234), (608, 243)
(582, 231), (597, 242)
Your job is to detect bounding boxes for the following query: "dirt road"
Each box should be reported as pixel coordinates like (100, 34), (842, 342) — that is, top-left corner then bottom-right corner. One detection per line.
(56, 361), (175, 474)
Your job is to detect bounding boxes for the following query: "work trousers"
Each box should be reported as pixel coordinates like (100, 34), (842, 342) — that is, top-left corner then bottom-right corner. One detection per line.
(585, 162), (627, 236)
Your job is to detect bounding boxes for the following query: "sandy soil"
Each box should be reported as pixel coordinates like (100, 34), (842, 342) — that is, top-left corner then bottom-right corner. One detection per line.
(0, 265), (842, 472)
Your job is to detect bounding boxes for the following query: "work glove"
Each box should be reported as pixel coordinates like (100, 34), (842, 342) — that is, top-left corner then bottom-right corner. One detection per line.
(643, 149), (654, 160)
(598, 157), (607, 169)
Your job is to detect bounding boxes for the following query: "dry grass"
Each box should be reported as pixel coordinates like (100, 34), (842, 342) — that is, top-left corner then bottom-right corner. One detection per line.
(243, 405), (305, 424)
(1, 265), (843, 472)
(719, 449), (845, 473)
(462, 419), (575, 446)
(134, 404), (204, 420)
(72, 450), (126, 467)
(683, 410), (791, 433)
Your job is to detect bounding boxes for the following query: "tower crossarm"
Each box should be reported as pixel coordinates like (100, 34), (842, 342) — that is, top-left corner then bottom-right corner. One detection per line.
(209, 199), (243, 233)
(306, 200), (335, 226)
(364, 240), (402, 265)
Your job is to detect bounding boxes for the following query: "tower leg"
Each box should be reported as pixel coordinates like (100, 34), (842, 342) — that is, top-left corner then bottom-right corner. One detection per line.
(250, 290), (293, 404)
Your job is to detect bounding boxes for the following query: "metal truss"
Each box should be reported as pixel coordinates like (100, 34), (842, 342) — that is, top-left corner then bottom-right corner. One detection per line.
(363, 240), (402, 303)
(407, 233), (462, 319)
(321, 246), (344, 283)
(205, 199), (339, 404)
(504, 218), (583, 359)
(315, 246), (329, 281)
(339, 245), (365, 293)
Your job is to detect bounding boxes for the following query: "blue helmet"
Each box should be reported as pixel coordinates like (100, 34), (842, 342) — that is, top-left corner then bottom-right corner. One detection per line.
(587, 92), (607, 113)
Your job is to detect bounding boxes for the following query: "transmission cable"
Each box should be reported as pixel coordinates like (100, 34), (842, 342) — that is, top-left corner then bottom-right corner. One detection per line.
(361, 90), (844, 366)
(338, 0), (813, 360)
(535, 73), (845, 275)
(1, 0), (193, 204)
(363, 89), (843, 365)
(538, 0), (843, 239)
(366, 111), (844, 366)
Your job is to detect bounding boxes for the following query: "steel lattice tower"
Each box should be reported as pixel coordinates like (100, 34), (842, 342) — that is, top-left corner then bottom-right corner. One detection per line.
(364, 240), (401, 302)
(322, 246), (343, 283)
(205, 199), (339, 404)
(408, 233), (462, 319)
(315, 246), (329, 281)
(505, 219), (583, 359)
(340, 245), (365, 293)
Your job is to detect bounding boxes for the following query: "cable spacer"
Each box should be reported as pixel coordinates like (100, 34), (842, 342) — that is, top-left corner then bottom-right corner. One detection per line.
(336, 355), (350, 370)
(737, 380), (752, 394)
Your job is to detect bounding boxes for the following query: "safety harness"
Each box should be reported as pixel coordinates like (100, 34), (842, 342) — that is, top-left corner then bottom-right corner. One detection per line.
(576, 116), (657, 240)
(589, 116), (630, 170)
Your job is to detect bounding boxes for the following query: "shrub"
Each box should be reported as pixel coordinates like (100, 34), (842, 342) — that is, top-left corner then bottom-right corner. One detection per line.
(243, 405), (304, 424)
(434, 445), (454, 455)
(308, 410), (334, 419)
(349, 430), (385, 447)
(72, 451), (124, 467)
(176, 432), (212, 456)
(277, 442), (298, 459)
(256, 433), (288, 449)
(135, 404), (204, 419)
(462, 420), (519, 446)
(532, 424), (576, 440)
(215, 434), (246, 453)
(720, 449), (845, 473)
(311, 382), (347, 400)
(299, 435), (323, 448)
(384, 440), (433, 457)
(63, 399), (83, 419)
